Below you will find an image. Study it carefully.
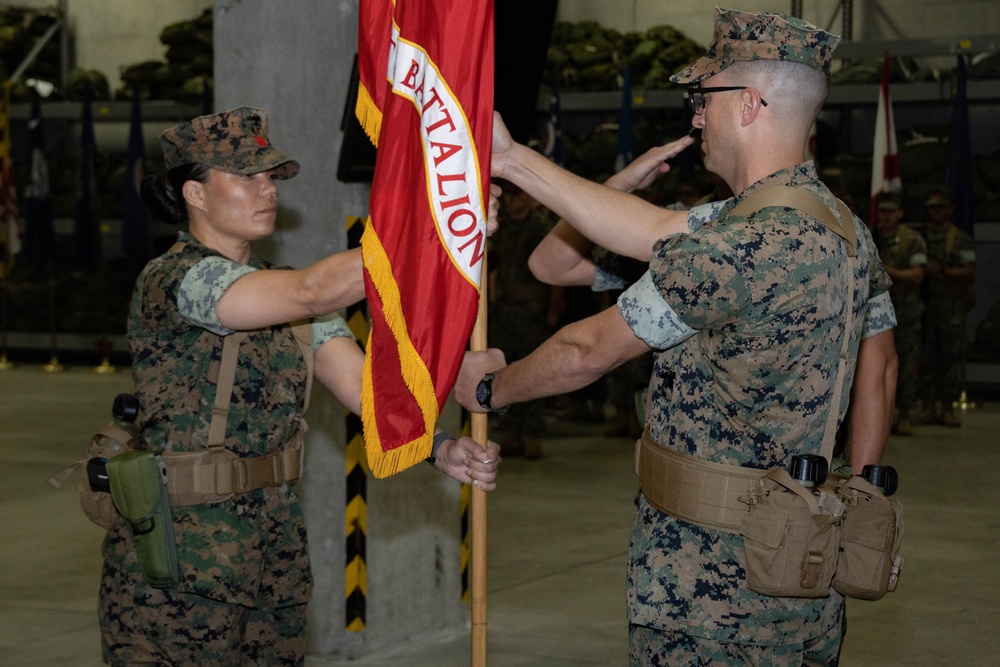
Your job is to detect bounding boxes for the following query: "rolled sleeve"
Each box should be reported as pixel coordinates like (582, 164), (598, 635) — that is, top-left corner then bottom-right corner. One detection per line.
(862, 291), (897, 339)
(618, 271), (697, 350)
(178, 257), (258, 334)
(312, 313), (356, 352)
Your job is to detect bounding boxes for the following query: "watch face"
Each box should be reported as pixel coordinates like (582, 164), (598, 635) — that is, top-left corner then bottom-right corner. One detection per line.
(476, 376), (490, 407)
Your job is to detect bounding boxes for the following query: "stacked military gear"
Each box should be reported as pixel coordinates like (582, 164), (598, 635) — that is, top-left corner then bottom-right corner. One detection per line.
(116, 7), (213, 101)
(546, 21), (703, 93)
(0, 6), (61, 101)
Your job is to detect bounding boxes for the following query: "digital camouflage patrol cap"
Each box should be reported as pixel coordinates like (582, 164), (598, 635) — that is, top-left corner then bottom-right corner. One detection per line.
(671, 7), (841, 84)
(159, 106), (300, 180)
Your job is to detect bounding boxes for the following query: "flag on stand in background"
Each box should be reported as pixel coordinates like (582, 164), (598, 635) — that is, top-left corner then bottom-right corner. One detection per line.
(614, 66), (634, 174)
(543, 73), (565, 167)
(355, 0), (495, 477)
(74, 85), (101, 270)
(869, 53), (901, 228)
(23, 90), (53, 270)
(0, 81), (22, 278)
(122, 86), (149, 277)
(948, 54), (974, 238)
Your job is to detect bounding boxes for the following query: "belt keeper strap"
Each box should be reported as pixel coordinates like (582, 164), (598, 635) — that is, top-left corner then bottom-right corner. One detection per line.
(636, 430), (765, 534)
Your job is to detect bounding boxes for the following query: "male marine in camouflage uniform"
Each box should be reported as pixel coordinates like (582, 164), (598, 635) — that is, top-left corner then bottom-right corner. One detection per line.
(914, 189), (976, 427)
(875, 192), (927, 434)
(459, 8), (896, 664)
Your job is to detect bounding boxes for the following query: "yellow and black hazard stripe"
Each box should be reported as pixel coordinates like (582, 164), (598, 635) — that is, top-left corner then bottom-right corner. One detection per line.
(345, 410), (368, 631)
(345, 216), (369, 631)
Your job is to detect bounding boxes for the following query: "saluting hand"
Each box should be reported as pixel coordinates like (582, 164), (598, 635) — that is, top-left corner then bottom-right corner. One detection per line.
(605, 135), (697, 194)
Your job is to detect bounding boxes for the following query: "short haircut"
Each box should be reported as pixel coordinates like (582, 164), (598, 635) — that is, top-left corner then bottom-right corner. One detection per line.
(725, 59), (829, 127)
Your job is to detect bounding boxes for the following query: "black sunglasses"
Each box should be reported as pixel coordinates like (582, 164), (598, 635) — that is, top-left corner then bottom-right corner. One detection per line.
(684, 86), (769, 114)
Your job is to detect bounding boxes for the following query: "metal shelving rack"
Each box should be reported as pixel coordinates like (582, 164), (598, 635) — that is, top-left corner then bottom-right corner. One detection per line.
(539, 35), (1000, 112)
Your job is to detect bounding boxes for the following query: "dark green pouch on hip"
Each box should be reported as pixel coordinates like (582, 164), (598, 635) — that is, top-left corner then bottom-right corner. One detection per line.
(107, 451), (179, 587)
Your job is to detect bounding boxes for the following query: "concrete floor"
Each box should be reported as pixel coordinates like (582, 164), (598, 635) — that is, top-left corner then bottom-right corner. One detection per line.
(2, 364), (999, 666)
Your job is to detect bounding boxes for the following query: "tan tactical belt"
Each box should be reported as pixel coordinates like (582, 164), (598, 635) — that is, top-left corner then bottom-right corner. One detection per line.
(161, 423), (306, 506)
(635, 430), (765, 534)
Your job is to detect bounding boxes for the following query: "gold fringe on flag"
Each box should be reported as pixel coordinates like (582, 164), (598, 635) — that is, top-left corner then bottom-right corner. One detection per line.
(355, 82), (383, 148)
(359, 219), (439, 477)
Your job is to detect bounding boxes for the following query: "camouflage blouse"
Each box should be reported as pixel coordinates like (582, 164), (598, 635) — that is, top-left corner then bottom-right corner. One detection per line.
(619, 163), (893, 644)
(104, 232), (352, 607)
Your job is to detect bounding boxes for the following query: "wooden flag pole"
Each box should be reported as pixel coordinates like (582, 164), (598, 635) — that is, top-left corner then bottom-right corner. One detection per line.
(470, 254), (489, 666)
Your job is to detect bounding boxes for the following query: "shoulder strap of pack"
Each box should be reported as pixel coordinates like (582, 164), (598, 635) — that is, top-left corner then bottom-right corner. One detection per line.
(208, 331), (247, 449)
(727, 185), (857, 462)
(729, 186), (857, 257)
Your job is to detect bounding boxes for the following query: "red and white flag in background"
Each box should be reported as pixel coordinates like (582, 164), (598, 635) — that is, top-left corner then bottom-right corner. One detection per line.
(869, 53), (901, 227)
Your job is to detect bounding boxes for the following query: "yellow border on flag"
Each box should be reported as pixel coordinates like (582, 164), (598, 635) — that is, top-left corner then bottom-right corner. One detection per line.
(360, 219), (438, 477)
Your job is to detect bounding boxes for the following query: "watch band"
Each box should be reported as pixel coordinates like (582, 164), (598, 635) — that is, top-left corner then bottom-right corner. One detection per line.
(476, 371), (509, 415)
(426, 431), (455, 465)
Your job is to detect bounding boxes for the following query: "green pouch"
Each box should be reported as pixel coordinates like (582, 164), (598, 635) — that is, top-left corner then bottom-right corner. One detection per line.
(107, 451), (179, 587)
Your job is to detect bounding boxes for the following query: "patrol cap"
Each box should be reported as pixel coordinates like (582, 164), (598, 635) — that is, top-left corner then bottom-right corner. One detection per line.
(159, 106), (300, 180)
(876, 192), (903, 211)
(925, 190), (952, 207)
(671, 7), (841, 84)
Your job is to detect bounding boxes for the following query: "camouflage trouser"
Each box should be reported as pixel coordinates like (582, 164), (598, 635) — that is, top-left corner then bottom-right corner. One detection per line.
(628, 621), (843, 667)
(893, 318), (922, 415)
(100, 567), (307, 666)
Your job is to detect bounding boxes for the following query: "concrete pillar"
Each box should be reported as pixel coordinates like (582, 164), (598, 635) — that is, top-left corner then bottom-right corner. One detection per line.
(213, 1), (468, 659)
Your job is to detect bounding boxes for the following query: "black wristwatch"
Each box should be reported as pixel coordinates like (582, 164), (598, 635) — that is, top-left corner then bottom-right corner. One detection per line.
(475, 371), (509, 414)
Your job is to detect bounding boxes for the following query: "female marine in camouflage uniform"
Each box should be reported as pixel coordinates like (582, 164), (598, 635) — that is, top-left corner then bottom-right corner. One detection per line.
(99, 107), (501, 666)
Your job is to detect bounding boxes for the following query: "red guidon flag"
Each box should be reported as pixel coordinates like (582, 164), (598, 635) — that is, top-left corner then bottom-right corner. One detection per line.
(356, 0), (494, 477)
